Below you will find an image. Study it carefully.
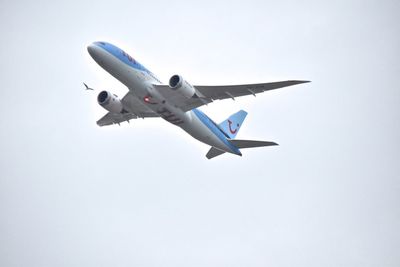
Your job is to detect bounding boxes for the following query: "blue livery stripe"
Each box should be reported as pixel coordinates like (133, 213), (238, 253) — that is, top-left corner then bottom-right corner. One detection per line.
(93, 42), (160, 82)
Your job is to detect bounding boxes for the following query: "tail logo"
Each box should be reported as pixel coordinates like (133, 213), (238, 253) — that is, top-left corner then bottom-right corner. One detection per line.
(228, 120), (239, 134)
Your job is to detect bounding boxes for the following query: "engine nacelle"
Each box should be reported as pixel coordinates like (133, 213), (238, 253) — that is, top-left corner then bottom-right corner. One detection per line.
(97, 90), (124, 113)
(169, 75), (196, 98)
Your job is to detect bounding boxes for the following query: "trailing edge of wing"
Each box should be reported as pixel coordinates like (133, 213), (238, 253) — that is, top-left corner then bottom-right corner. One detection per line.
(97, 112), (159, 126)
(195, 80), (310, 101)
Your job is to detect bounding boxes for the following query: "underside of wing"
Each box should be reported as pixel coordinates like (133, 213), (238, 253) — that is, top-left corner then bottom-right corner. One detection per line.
(97, 92), (159, 126)
(97, 112), (138, 126)
(195, 80), (310, 101)
(154, 80), (309, 112)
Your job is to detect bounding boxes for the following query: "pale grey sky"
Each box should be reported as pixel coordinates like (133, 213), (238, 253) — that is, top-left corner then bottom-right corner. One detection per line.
(1, 0), (399, 266)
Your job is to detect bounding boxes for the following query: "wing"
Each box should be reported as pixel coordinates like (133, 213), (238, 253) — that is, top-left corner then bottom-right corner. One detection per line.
(195, 80), (310, 101)
(154, 80), (309, 112)
(153, 84), (211, 111)
(97, 92), (159, 126)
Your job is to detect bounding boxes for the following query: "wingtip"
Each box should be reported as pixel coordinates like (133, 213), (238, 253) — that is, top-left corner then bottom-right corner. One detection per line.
(295, 80), (311, 84)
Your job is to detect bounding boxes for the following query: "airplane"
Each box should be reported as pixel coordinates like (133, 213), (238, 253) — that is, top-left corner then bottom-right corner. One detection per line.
(86, 41), (309, 159)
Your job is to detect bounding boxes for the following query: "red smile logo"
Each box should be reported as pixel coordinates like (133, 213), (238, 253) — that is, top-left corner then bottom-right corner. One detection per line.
(228, 120), (239, 134)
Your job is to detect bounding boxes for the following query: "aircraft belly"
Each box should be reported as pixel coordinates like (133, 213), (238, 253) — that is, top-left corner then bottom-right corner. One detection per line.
(95, 48), (148, 95)
(110, 61), (144, 91)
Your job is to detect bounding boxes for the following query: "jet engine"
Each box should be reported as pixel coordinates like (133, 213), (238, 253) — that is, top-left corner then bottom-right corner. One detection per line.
(97, 90), (124, 113)
(169, 75), (196, 98)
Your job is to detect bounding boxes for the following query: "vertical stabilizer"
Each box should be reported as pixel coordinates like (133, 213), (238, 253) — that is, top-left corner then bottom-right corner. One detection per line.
(219, 110), (248, 139)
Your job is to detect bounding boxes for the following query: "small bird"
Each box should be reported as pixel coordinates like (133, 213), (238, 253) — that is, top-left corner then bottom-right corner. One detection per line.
(83, 82), (94, 90)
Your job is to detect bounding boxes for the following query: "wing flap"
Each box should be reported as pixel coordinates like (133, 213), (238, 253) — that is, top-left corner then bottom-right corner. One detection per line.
(97, 112), (137, 126)
(195, 80), (310, 101)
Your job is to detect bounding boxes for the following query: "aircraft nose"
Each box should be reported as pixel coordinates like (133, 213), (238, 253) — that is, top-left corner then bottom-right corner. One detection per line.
(87, 43), (97, 57)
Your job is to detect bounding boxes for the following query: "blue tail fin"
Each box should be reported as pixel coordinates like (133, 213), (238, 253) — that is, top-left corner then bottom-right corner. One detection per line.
(219, 110), (248, 139)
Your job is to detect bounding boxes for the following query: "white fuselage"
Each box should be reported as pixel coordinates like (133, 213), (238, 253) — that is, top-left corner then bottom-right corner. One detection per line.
(88, 43), (241, 156)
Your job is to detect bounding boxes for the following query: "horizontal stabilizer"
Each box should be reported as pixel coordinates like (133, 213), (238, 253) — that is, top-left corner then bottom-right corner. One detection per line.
(206, 147), (226, 159)
(229, 139), (278, 148)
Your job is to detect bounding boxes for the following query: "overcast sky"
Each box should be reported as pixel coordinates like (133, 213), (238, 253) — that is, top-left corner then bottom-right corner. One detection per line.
(1, 0), (399, 266)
